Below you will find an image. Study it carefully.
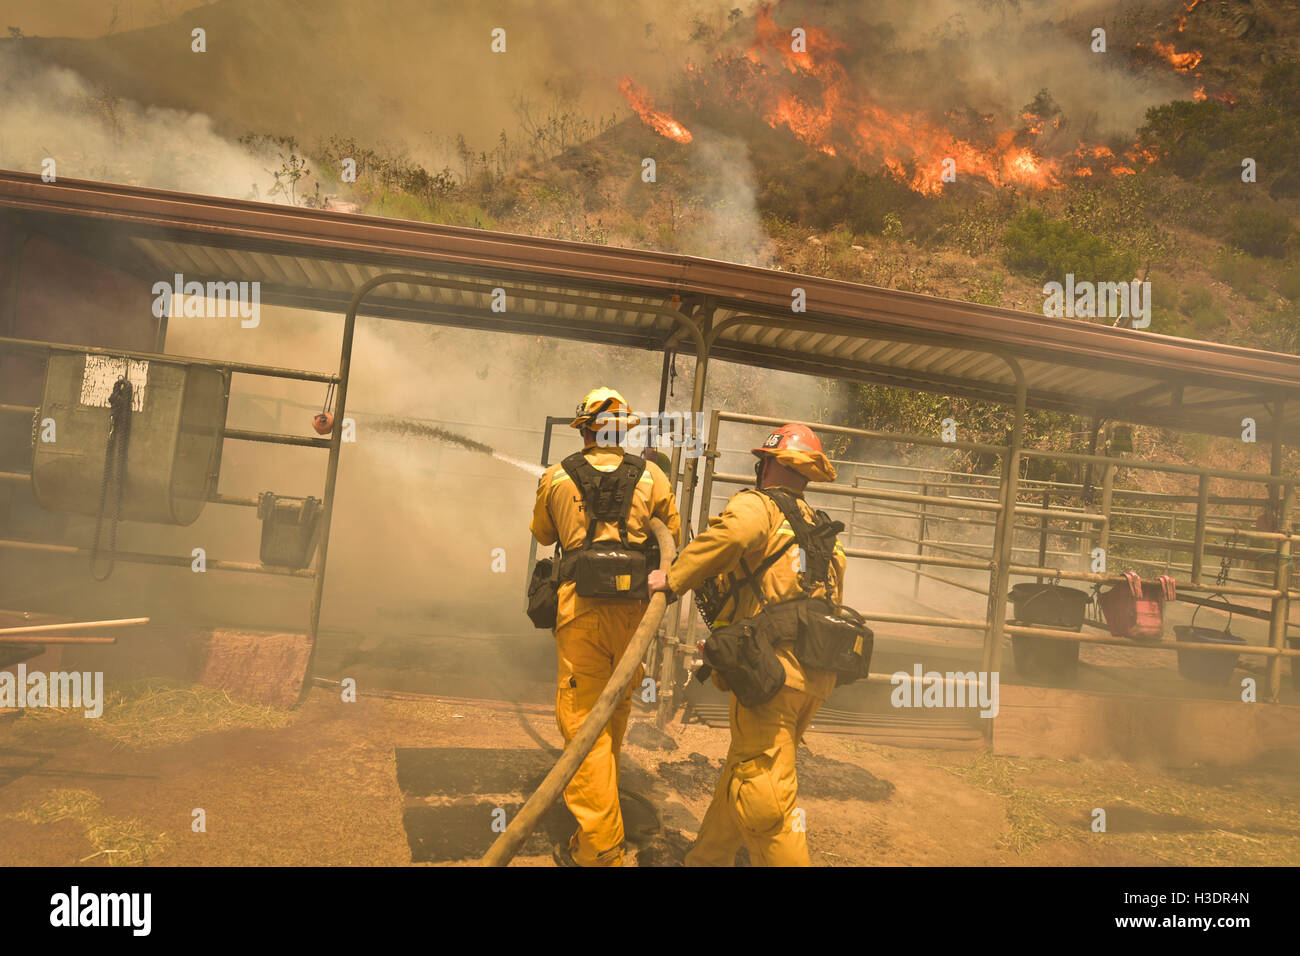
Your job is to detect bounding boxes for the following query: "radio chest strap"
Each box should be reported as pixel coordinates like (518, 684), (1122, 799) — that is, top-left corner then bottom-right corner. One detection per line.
(714, 488), (844, 623)
(559, 450), (647, 551)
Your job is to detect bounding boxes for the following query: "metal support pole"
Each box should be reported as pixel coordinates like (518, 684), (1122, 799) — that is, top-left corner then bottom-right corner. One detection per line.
(655, 351), (711, 730)
(1267, 485), (1294, 700)
(983, 360), (1026, 676)
(1192, 473), (1209, 585)
(1036, 489), (1051, 582)
(849, 465), (860, 550)
(303, 301), (357, 697)
(1099, 464), (1115, 556)
(914, 481), (927, 599)
(1170, 512), (1180, 572)
(1081, 413), (1100, 507)
(1269, 401), (1285, 524)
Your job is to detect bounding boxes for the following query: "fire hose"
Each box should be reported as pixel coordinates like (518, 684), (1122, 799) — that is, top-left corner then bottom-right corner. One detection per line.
(480, 517), (677, 867)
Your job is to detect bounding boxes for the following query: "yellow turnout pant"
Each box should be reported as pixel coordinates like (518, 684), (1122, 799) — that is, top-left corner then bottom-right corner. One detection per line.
(686, 683), (826, 867)
(554, 603), (645, 867)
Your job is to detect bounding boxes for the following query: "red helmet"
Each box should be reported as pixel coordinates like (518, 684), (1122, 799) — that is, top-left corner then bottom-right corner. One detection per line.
(751, 423), (824, 459)
(751, 423), (837, 482)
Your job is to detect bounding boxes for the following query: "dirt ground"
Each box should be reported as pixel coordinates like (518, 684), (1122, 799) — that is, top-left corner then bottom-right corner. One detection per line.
(1, 680), (1297, 867)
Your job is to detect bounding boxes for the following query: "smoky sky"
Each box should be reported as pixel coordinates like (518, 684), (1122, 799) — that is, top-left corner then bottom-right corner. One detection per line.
(0, 0), (1193, 185)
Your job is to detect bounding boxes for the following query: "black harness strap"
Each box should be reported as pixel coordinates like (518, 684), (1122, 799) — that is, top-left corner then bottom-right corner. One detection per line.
(560, 450), (647, 549)
(762, 487), (843, 593)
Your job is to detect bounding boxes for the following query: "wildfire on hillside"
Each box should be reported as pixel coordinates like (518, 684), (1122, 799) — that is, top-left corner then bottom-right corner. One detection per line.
(615, 4), (1243, 195)
(618, 78), (693, 143)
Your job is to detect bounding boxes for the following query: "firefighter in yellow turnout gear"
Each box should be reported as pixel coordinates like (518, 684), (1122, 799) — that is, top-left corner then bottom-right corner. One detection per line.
(649, 423), (849, 866)
(531, 388), (681, 867)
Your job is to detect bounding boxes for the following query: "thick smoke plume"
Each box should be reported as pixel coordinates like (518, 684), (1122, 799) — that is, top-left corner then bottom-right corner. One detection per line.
(0, 46), (294, 199)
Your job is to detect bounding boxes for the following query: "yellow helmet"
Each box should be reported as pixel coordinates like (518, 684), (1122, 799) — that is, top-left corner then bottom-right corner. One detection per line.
(569, 387), (641, 431)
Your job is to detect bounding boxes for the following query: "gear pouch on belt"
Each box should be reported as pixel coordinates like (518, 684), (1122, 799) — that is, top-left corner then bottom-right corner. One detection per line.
(795, 600), (875, 686)
(526, 556), (559, 629)
(701, 607), (797, 708)
(572, 548), (649, 600)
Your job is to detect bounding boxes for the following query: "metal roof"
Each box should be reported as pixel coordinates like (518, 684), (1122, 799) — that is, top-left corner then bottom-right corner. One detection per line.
(3, 169), (1299, 443)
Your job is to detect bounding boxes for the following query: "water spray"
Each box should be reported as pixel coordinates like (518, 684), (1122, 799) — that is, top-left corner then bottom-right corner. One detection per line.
(367, 418), (546, 478)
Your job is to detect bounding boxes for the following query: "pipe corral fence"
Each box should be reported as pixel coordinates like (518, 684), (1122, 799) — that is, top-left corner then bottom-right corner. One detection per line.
(2, 172), (1300, 750)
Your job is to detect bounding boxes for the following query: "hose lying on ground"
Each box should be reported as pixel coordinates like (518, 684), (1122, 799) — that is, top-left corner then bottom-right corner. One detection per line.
(480, 517), (677, 867)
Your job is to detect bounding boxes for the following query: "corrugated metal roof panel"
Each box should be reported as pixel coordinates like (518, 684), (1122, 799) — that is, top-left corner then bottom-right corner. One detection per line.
(5, 170), (1300, 443)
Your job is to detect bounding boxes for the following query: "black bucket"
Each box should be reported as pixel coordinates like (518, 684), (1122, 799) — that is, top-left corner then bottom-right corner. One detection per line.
(1174, 597), (1246, 686)
(1009, 583), (1091, 630)
(1008, 583), (1090, 683)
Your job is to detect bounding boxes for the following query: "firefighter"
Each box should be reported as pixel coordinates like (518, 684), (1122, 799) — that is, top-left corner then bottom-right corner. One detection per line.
(531, 387), (681, 867)
(647, 423), (846, 866)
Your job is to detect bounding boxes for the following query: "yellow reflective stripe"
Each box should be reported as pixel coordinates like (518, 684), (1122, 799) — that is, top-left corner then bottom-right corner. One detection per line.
(550, 470), (570, 487)
(638, 472), (653, 483)
(776, 527), (796, 536)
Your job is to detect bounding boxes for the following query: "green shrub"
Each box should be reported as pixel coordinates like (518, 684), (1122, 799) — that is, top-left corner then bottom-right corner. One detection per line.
(1178, 287), (1212, 315)
(1001, 207), (1137, 283)
(1261, 61), (1300, 114)
(1228, 208), (1292, 259)
(1249, 307), (1300, 353)
(1279, 266), (1300, 302)
(1178, 286), (1223, 329)
(1137, 92), (1300, 184)
(970, 273), (1005, 306)
(1148, 303), (1185, 336)
(1212, 250), (1270, 300)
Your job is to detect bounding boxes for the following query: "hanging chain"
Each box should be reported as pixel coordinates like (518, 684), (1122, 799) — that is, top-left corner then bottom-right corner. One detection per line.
(90, 377), (133, 582)
(1215, 529), (1236, 587)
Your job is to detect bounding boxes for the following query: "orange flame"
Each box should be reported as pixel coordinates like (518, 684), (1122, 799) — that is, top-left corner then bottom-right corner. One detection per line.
(639, 5), (1178, 192)
(618, 78), (693, 143)
(1151, 40), (1203, 72)
(702, 5), (1063, 194)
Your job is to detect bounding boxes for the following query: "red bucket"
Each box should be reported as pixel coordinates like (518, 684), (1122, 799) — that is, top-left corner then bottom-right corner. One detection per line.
(1099, 572), (1175, 641)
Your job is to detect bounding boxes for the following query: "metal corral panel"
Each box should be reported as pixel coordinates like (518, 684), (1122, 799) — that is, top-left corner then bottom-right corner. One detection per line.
(32, 352), (228, 525)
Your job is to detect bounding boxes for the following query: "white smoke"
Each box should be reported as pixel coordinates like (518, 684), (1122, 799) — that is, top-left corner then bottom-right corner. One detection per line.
(0, 46), (301, 199)
(681, 129), (776, 268)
